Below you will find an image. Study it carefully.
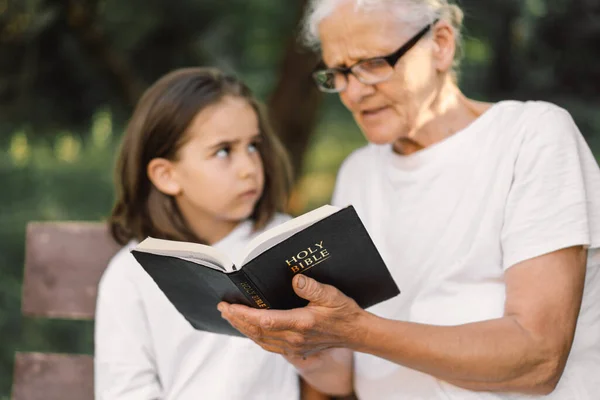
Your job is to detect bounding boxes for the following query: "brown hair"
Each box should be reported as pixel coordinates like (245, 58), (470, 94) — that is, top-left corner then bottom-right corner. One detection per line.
(109, 67), (292, 245)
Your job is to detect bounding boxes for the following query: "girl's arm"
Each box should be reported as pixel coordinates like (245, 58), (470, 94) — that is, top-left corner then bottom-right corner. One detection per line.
(95, 260), (161, 399)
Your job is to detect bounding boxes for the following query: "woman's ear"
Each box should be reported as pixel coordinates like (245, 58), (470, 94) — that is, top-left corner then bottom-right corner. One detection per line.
(432, 20), (456, 73)
(147, 158), (181, 196)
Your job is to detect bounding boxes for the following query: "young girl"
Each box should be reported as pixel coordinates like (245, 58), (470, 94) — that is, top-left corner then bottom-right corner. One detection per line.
(94, 67), (305, 399)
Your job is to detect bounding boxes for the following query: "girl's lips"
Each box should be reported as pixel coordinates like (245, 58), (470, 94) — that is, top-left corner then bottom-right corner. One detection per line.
(239, 189), (259, 199)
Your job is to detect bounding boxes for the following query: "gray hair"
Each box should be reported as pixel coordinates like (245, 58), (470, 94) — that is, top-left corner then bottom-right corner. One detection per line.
(300, 0), (465, 71)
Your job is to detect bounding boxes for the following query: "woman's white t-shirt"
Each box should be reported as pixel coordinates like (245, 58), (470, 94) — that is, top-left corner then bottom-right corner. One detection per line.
(94, 214), (300, 400)
(332, 101), (600, 399)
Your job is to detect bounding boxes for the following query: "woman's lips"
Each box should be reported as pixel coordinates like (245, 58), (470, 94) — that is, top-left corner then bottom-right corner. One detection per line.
(361, 106), (390, 120)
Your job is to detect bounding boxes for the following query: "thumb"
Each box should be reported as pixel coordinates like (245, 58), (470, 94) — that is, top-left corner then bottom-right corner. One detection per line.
(293, 274), (345, 306)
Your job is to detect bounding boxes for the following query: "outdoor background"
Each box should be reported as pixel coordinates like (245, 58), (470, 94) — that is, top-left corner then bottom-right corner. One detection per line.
(1, 0), (599, 396)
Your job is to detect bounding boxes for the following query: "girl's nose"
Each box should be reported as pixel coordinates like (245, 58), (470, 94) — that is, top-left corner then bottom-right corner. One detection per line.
(238, 153), (259, 179)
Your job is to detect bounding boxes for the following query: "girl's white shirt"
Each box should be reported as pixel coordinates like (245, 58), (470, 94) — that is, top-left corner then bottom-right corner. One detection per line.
(94, 213), (300, 400)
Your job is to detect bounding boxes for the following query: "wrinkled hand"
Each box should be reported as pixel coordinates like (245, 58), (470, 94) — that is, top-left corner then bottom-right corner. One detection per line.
(218, 274), (365, 358)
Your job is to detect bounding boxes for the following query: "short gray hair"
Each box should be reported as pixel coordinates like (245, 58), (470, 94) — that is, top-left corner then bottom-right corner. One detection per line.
(300, 0), (465, 70)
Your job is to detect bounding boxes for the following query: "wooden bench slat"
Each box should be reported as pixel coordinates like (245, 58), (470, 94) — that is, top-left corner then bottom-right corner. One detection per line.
(12, 352), (94, 400)
(22, 222), (121, 319)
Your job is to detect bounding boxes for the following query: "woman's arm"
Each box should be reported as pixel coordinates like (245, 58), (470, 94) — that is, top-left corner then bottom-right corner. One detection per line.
(220, 246), (586, 395)
(291, 349), (354, 397)
(355, 246), (586, 394)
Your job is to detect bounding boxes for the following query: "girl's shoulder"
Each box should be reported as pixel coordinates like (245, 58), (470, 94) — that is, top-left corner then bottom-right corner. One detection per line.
(99, 240), (142, 288)
(108, 240), (139, 268)
(265, 213), (293, 230)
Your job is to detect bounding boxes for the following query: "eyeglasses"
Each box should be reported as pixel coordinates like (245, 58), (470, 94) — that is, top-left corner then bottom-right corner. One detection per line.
(312, 20), (438, 93)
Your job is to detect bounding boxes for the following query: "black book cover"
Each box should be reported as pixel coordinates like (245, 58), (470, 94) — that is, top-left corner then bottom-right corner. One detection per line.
(132, 206), (400, 337)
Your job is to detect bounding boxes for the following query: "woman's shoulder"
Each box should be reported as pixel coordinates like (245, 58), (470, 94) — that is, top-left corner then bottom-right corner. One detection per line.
(492, 100), (575, 131)
(480, 100), (584, 153)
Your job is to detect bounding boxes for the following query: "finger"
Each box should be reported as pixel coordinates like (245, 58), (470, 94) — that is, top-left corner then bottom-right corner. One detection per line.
(220, 303), (263, 322)
(222, 314), (296, 353)
(220, 310), (264, 339)
(257, 341), (287, 356)
(256, 333), (321, 358)
(293, 274), (349, 307)
(223, 313), (328, 358)
(257, 308), (315, 332)
(220, 303), (277, 332)
(222, 309), (295, 343)
(225, 303), (313, 333)
(216, 302), (231, 315)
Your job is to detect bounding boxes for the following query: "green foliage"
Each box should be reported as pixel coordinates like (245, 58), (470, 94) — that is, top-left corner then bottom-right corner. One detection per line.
(0, 0), (299, 136)
(0, 111), (116, 391)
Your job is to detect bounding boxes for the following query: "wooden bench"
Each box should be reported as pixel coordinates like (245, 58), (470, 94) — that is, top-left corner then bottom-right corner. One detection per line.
(12, 222), (120, 400)
(11, 222), (344, 400)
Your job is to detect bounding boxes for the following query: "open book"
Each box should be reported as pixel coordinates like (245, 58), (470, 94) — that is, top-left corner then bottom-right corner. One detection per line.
(134, 204), (342, 273)
(132, 205), (400, 336)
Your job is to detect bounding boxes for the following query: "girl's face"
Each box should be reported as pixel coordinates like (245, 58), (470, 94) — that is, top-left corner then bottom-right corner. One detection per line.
(151, 96), (265, 243)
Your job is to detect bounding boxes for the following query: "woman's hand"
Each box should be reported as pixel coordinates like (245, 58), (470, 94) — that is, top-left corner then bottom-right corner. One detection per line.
(282, 347), (350, 374)
(217, 274), (367, 357)
(288, 348), (355, 397)
(218, 276), (358, 396)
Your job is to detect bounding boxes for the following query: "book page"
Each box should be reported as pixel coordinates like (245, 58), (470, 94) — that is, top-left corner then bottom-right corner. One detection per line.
(235, 204), (340, 266)
(134, 237), (236, 272)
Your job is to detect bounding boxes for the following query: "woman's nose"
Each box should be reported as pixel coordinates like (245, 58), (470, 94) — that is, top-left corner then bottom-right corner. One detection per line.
(343, 73), (375, 105)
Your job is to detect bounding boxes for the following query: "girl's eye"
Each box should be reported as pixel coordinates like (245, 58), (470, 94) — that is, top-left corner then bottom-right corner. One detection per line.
(248, 142), (260, 153)
(215, 147), (230, 159)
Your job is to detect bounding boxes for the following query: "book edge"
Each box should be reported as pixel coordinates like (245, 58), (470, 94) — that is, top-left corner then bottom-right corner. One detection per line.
(236, 204), (341, 266)
(133, 237), (234, 272)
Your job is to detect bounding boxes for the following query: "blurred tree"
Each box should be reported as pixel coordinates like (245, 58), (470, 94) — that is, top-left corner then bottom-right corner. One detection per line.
(528, 0), (600, 99)
(63, 0), (145, 106)
(0, 0), (322, 176)
(487, 0), (520, 95)
(268, 0), (322, 177)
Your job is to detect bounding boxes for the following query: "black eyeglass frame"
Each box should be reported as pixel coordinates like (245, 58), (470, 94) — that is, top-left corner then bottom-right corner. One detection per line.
(312, 19), (439, 93)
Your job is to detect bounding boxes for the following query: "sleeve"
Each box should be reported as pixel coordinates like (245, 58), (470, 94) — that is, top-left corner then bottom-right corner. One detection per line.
(501, 105), (600, 270)
(94, 252), (162, 400)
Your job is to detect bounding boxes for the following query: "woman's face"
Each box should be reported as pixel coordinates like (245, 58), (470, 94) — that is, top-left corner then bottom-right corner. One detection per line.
(318, 2), (439, 145)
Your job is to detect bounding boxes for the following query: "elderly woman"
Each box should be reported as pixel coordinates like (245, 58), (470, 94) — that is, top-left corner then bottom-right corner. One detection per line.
(219, 0), (600, 398)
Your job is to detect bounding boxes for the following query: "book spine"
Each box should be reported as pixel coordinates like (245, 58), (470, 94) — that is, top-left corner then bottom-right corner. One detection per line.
(229, 270), (272, 310)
